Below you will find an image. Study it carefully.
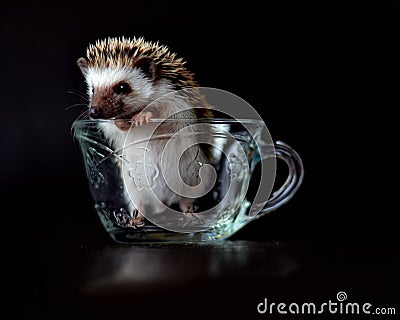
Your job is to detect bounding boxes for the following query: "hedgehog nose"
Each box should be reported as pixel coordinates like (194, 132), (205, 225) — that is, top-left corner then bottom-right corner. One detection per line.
(89, 106), (101, 119)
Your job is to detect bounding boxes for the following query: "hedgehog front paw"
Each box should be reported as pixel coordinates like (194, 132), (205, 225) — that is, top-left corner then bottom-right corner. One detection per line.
(132, 111), (153, 126)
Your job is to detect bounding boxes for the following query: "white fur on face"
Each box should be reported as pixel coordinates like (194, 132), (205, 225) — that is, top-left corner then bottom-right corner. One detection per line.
(85, 66), (154, 99)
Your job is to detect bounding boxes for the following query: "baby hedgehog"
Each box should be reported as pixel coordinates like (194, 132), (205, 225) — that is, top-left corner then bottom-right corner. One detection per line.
(77, 37), (213, 228)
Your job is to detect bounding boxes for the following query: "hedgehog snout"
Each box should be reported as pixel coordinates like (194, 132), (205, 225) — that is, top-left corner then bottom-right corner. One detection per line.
(89, 105), (102, 119)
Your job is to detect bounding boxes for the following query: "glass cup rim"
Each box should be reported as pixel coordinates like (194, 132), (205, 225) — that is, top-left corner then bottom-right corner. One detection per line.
(72, 118), (265, 127)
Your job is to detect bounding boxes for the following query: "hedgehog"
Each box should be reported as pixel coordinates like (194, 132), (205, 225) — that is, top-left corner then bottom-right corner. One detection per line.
(77, 37), (213, 229)
(77, 37), (211, 125)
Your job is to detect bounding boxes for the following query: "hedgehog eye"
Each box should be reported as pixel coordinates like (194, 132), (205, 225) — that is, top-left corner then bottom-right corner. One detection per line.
(91, 88), (94, 94)
(113, 81), (132, 95)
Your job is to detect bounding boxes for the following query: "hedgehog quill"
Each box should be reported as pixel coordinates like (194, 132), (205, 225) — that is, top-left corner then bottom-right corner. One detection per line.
(77, 37), (213, 228)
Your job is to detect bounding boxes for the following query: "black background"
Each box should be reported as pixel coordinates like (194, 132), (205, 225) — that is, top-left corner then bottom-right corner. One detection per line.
(1, 1), (398, 318)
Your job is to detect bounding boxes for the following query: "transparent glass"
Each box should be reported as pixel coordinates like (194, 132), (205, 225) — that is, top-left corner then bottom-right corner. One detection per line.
(72, 119), (304, 244)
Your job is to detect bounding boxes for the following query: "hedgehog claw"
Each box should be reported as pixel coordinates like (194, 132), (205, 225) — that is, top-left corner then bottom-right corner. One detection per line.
(132, 111), (153, 126)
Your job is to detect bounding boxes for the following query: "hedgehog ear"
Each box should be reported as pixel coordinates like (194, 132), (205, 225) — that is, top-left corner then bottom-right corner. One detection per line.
(77, 57), (88, 76)
(135, 56), (158, 81)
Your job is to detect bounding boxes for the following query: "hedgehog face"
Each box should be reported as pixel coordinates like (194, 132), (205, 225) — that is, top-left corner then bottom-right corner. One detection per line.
(80, 66), (155, 119)
(77, 37), (199, 120)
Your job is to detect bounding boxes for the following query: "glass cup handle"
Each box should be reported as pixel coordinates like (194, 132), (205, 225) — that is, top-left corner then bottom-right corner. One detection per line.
(252, 141), (304, 219)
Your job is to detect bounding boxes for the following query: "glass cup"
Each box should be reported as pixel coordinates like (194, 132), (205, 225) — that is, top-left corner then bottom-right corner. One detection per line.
(73, 118), (304, 244)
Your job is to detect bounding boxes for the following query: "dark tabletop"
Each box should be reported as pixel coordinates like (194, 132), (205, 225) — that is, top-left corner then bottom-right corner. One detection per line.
(14, 228), (398, 320)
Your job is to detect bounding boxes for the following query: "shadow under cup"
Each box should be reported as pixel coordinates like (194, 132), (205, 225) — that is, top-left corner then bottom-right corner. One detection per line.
(73, 119), (304, 244)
